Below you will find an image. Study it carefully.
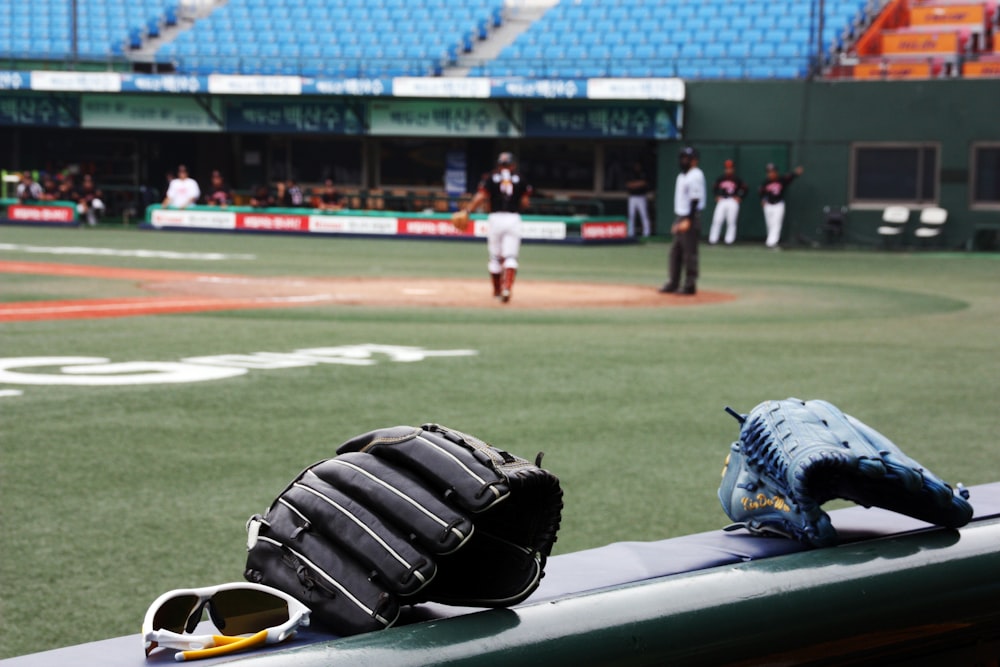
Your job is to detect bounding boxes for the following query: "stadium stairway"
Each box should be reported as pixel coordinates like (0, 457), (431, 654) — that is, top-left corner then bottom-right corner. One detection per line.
(126, 0), (220, 67)
(444, 1), (555, 76)
(831, 0), (999, 79)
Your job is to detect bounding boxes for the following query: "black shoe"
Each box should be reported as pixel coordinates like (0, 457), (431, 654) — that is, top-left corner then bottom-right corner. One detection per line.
(680, 285), (697, 295)
(658, 283), (678, 294)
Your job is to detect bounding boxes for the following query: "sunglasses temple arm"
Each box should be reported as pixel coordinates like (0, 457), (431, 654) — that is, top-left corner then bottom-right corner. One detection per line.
(176, 630), (268, 662)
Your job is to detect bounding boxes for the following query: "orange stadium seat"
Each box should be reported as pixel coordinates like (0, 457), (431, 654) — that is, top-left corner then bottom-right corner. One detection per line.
(881, 30), (965, 56)
(963, 58), (1000, 76)
(908, 3), (989, 33)
(853, 59), (939, 79)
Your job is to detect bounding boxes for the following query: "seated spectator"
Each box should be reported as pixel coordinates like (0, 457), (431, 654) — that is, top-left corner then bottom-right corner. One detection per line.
(287, 179), (306, 207)
(16, 172), (43, 202)
(162, 164), (201, 208)
(316, 179), (346, 211)
(204, 170), (233, 207)
(57, 175), (78, 203)
(76, 174), (106, 226)
(249, 183), (275, 208)
(39, 175), (60, 201)
(275, 181), (289, 207)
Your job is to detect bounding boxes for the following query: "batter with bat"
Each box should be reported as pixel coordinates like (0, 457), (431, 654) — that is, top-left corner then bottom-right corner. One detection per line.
(451, 152), (532, 303)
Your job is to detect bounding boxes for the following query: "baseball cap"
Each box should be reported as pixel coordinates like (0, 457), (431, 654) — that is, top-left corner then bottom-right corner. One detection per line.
(765, 162), (777, 171)
(679, 146), (698, 159)
(724, 159), (734, 168)
(497, 152), (515, 166)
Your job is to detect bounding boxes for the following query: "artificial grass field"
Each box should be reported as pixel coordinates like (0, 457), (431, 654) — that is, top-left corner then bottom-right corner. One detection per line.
(2, 225), (999, 659)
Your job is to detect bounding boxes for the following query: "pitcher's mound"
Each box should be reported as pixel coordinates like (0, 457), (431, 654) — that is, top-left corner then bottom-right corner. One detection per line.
(159, 276), (737, 310)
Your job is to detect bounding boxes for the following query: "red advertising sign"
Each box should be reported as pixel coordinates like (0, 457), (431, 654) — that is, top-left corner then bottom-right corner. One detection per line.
(236, 213), (310, 232)
(397, 218), (472, 236)
(581, 221), (628, 240)
(6, 205), (76, 224)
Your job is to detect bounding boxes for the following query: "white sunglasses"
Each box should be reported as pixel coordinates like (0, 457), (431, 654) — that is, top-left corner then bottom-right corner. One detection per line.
(142, 582), (310, 662)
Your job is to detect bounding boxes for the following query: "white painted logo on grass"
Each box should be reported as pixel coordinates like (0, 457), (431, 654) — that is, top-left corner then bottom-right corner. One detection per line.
(0, 345), (477, 387)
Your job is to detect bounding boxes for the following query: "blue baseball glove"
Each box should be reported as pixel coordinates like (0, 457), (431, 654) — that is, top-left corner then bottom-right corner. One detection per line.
(718, 398), (973, 547)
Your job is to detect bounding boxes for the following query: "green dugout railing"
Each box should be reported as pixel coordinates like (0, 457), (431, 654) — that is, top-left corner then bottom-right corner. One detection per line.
(243, 519), (1000, 667)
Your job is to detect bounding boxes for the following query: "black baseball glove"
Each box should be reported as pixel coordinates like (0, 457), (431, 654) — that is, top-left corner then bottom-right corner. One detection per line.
(244, 423), (563, 636)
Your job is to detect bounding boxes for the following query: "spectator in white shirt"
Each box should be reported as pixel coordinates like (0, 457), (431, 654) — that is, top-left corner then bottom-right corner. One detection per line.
(162, 165), (201, 208)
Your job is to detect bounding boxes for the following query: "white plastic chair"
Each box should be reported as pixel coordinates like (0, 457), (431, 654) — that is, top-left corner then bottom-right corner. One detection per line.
(914, 206), (948, 245)
(877, 206), (909, 247)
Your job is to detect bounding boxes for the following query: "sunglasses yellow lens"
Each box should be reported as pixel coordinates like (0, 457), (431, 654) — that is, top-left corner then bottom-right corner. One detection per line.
(209, 589), (290, 636)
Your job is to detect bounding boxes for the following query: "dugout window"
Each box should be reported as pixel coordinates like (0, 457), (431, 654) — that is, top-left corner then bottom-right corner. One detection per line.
(970, 143), (1000, 209)
(600, 143), (657, 194)
(377, 138), (464, 188)
(850, 143), (939, 206)
(517, 141), (595, 192)
(282, 137), (363, 187)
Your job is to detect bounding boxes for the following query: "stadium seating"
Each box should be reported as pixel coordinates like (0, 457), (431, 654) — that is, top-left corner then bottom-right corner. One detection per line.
(0, 0), (863, 80)
(470, 0), (865, 79)
(154, 0), (502, 77)
(0, 0), (178, 60)
(839, 0), (999, 80)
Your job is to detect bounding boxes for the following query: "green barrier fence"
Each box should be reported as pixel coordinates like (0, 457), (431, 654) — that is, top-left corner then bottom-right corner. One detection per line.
(243, 520), (1000, 667)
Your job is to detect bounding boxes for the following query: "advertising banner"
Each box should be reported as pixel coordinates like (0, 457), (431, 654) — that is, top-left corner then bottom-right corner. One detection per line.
(397, 217), (472, 236)
(309, 215), (398, 235)
(81, 95), (222, 131)
(30, 70), (122, 92)
(525, 103), (680, 139)
(369, 100), (520, 137)
(581, 220), (628, 240)
(149, 209), (236, 229)
(5, 205), (76, 223)
(586, 77), (685, 101)
(206, 74), (302, 95)
(0, 95), (78, 128)
(225, 100), (363, 134)
(236, 212), (310, 232)
(491, 79), (585, 99)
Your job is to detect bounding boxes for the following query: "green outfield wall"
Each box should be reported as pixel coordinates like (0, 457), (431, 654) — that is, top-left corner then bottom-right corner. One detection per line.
(670, 78), (1000, 249)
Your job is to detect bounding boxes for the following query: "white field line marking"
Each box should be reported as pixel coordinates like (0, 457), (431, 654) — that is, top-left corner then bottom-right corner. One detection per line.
(0, 243), (256, 261)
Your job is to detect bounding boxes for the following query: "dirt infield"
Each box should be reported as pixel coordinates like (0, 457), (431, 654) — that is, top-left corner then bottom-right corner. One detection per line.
(0, 261), (735, 321)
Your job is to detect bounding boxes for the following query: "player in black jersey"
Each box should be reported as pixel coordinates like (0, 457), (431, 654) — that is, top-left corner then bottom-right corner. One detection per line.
(760, 163), (804, 248)
(708, 159), (748, 245)
(460, 152), (533, 303)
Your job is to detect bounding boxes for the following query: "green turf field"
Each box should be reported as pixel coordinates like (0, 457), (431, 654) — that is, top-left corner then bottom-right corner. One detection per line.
(2, 226), (998, 659)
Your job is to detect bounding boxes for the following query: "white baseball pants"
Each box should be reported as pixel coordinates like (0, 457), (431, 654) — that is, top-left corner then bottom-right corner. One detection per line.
(487, 212), (521, 273)
(709, 198), (740, 245)
(763, 201), (785, 248)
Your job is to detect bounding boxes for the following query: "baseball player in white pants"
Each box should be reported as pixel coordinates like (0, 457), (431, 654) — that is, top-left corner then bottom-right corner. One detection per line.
(708, 159), (747, 245)
(763, 200), (786, 248)
(759, 163), (804, 249)
(710, 197), (740, 245)
(457, 152), (533, 303)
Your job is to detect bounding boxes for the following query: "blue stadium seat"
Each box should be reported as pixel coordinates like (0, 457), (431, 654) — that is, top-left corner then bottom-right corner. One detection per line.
(633, 41), (654, 59)
(747, 64), (776, 79)
(704, 42), (727, 59)
(776, 41), (806, 58)
(728, 42), (751, 58)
